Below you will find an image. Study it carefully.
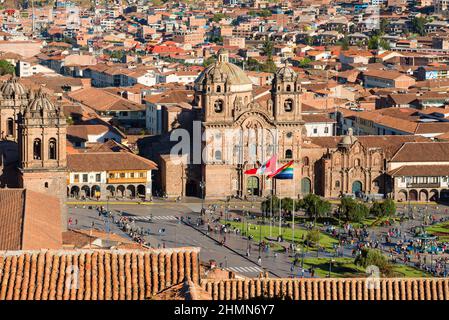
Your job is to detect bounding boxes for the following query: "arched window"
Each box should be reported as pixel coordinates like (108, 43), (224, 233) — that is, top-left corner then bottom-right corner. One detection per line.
(215, 150), (222, 160)
(33, 138), (42, 160)
(284, 99), (293, 112)
(214, 99), (223, 113)
(302, 156), (309, 166)
(286, 84), (291, 92)
(355, 158), (361, 167)
(285, 149), (292, 159)
(49, 138), (57, 160)
(335, 180), (340, 188)
(44, 182), (49, 188)
(216, 85), (221, 93)
(7, 118), (13, 136)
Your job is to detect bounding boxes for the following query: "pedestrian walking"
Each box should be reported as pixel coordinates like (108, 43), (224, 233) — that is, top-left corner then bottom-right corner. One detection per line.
(258, 256), (262, 265)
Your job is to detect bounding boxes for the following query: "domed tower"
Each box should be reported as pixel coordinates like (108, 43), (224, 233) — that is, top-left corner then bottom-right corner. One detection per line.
(338, 128), (358, 150)
(271, 62), (302, 122)
(194, 49), (253, 123)
(18, 88), (68, 230)
(0, 75), (30, 141)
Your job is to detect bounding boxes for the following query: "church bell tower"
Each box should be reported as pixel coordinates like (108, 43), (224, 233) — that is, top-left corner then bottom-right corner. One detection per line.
(18, 89), (68, 230)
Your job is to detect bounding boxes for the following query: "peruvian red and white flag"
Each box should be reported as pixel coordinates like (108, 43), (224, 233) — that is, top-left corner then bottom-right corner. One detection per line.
(244, 154), (277, 175)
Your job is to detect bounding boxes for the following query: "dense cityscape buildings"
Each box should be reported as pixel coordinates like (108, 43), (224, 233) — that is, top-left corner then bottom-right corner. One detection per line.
(3, 0), (449, 305)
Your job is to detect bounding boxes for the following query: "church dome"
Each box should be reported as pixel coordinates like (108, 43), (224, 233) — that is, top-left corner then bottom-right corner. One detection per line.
(194, 49), (253, 93)
(0, 75), (27, 97)
(275, 62), (297, 82)
(25, 89), (58, 117)
(339, 128), (358, 146)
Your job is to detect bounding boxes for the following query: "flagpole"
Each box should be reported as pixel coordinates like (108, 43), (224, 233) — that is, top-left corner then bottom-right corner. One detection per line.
(270, 182), (273, 238)
(292, 166), (295, 249)
(279, 180), (282, 237)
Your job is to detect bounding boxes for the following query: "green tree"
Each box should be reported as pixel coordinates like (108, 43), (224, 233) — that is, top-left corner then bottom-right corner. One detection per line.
(306, 228), (321, 247)
(373, 18), (389, 36)
(300, 194), (332, 221)
(246, 57), (262, 71)
(370, 201), (383, 217)
(0, 60), (15, 75)
(261, 57), (277, 73)
(340, 196), (369, 222)
(298, 57), (312, 68)
(304, 36), (314, 46)
(262, 39), (274, 57)
(367, 36), (379, 50)
(210, 35), (223, 44)
(370, 199), (396, 218)
(212, 13), (227, 23)
(109, 50), (125, 61)
(379, 38), (391, 50)
(410, 16), (427, 36)
(261, 195), (280, 214)
(258, 9), (272, 17)
(339, 36), (350, 50)
(354, 248), (392, 276)
(382, 198), (396, 217)
(203, 56), (216, 67)
(281, 197), (294, 213)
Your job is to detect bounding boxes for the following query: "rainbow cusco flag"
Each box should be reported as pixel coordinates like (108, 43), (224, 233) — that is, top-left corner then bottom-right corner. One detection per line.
(268, 160), (294, 179)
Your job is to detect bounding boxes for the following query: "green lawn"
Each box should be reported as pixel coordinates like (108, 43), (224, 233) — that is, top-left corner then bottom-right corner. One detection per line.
(391, 265), (431, 278)
(426, 222), (449, 241)
(221, 220), (338, 251)
(299, 258), (430, 278)
(300, 257), (365, 278)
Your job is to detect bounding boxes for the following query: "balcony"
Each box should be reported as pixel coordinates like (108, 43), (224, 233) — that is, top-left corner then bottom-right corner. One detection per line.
(107, 177), (147, 184)
(406, 183), (441, 188)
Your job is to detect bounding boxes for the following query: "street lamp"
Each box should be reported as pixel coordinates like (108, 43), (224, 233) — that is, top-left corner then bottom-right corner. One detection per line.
(328, 259), (335, 277)
(200, 180), (205, 214)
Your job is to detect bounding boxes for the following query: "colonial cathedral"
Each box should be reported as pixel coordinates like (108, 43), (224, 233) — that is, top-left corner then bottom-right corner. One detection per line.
(176, 49), (428, 200)
(0, 76), (67, 229)
(194, 50), (305, 198)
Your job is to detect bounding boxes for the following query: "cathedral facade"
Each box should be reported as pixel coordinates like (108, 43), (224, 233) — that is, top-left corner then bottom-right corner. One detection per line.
(0, 76), (68, 230)
(194, 50), (305, 198)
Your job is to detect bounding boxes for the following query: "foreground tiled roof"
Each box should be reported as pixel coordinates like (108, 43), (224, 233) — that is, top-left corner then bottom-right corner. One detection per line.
(201, 278), (449, 300)
(0, 189), (25, 250)
(0, 248), (200, 300)
(0, 189), (62, 251)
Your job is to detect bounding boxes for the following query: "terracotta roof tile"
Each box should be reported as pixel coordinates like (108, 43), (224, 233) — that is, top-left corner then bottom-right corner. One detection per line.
(67, 152), (157, 172)
(391, 142), (449, 162)
(0, 248), (200, 300)
(0, 189), (25, 250)
(201, 278), (449, 300)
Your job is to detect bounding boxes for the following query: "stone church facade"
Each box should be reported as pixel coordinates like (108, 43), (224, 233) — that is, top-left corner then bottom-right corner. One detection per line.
(0, 76), (67, 230)
(195, 50), (305, 198)
(175, 50), (431, 200)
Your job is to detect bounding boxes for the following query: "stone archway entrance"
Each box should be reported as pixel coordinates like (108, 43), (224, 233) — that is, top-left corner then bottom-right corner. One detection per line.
(352, 180), (362, 195)
(247, 176), (259, 196)
(409, 189), (418, 201)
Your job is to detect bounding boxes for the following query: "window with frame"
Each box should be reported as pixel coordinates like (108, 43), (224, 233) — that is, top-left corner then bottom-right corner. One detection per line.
(82, 174), (88, 182)
(214, 99), (224, 113)
(74, 174), (79, 183)
(96, 174), (101, 182)
(284, 99), (293, 112)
